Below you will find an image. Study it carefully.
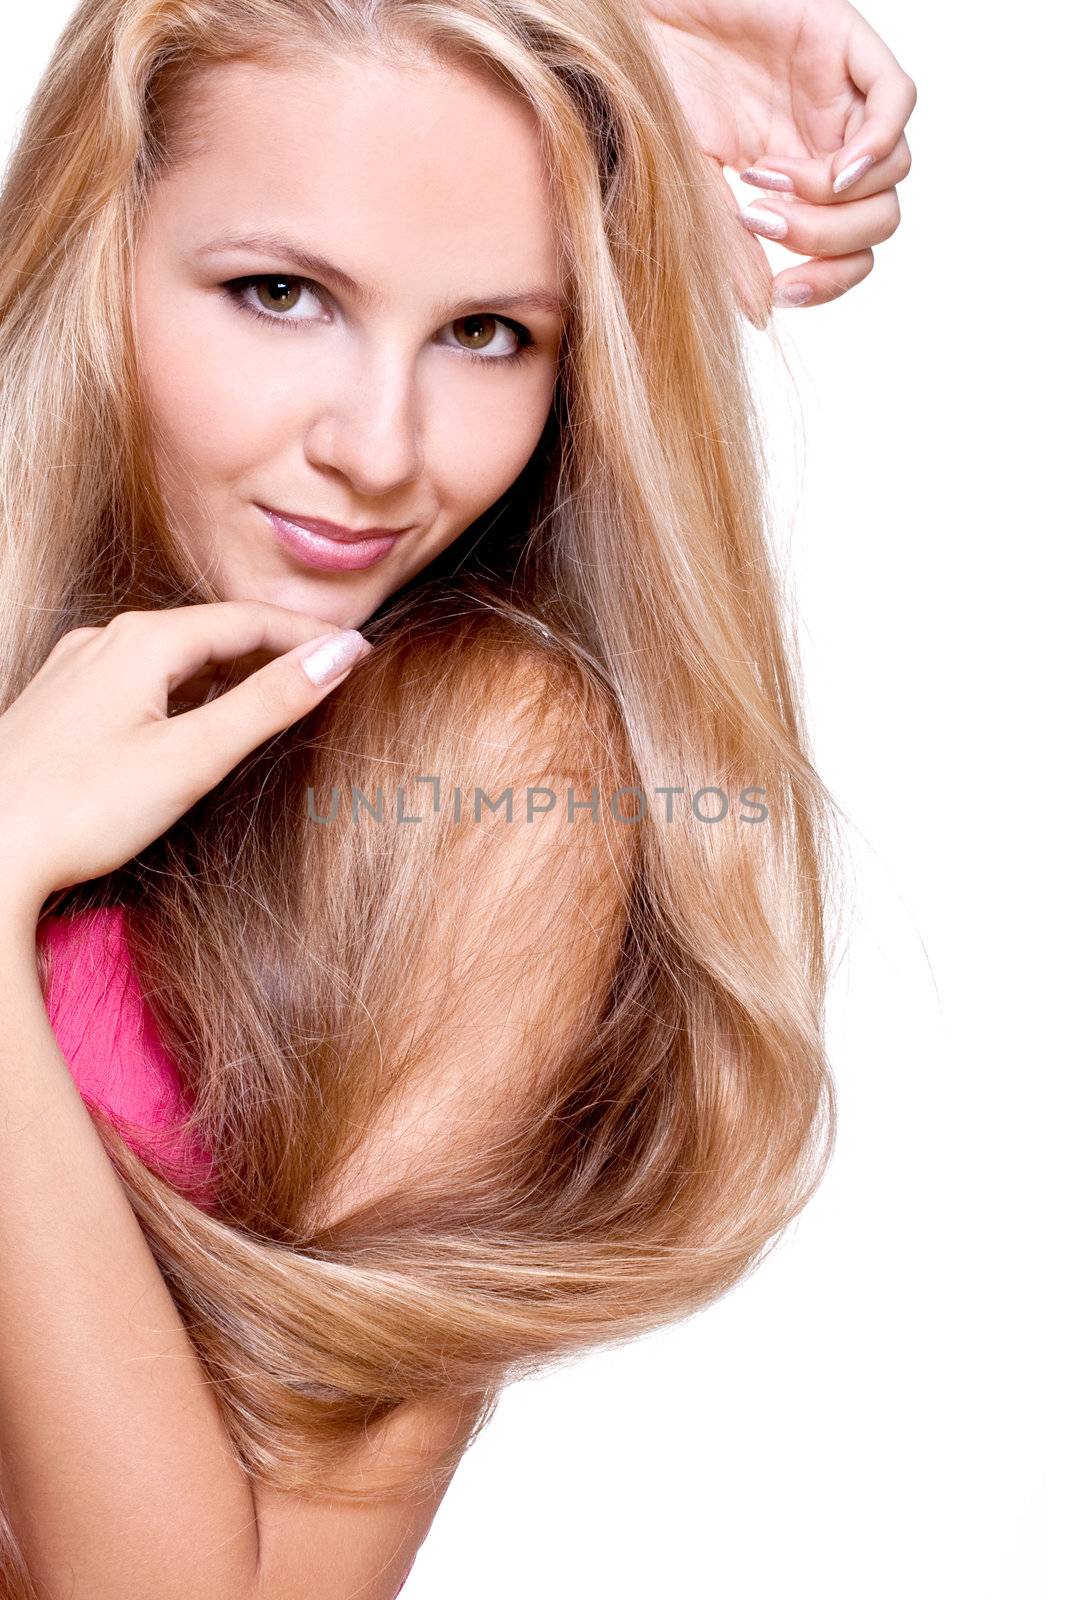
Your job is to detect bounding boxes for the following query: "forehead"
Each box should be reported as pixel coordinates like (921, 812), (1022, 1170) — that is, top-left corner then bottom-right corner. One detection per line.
(147, 52), (562, 297)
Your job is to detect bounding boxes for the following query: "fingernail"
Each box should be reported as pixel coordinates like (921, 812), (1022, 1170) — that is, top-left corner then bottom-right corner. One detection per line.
(740, 204), (789, 241)
(772, 282), (814, 308)
(832, 154), (874, 194)
(739, 167), (795, 193)
(300, 629), (371, 686)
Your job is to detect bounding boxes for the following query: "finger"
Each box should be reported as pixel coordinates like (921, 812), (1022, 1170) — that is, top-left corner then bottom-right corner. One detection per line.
(739, 134), (912, 206)
(102, 601), (349, 693)
(771, 250), (875, 310)
(737, 187), (901, 260)
(159, 627), (373, 793)
(37, 625), (104, 673)
(838, 25), (918, 189)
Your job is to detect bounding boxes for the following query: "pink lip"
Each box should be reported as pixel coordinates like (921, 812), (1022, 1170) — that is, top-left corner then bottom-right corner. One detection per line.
(258, 505), (413, 573)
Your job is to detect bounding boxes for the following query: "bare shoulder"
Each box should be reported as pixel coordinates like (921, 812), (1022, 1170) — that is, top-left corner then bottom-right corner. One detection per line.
(252, 1388), (490, 1600)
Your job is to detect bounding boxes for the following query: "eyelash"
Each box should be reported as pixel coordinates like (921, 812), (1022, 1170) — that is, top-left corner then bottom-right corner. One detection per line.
(221, 274), (538, 368)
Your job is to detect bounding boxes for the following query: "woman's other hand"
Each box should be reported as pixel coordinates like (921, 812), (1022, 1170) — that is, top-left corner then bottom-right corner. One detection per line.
(0, 603), (372, 915)
(639, 0), (917, 320)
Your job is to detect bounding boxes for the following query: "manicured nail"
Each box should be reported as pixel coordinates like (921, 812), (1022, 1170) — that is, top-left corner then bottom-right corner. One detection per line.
(740, 204), (789, 241)
(772, 282), (814, 308)
(300, 629), (371, 686)
(739, 167), (795, 193)
(832, 154), (874, 194)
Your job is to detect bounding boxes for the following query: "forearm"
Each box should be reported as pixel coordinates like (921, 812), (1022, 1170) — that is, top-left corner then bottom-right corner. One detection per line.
(0, 901), (260, 1600)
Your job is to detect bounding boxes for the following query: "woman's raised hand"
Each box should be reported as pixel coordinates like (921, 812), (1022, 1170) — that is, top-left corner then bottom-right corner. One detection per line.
(639, 0), (917, 319)
(0, 603), (371, 915)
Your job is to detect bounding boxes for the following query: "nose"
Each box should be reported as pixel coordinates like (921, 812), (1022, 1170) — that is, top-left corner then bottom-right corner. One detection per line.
(302, 349), (424, 496)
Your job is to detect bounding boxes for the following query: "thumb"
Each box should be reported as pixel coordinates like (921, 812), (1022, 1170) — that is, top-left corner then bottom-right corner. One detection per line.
(739, 152), (837, 204)
(741, 143), (899, 204)
(294, 629), (374, 688)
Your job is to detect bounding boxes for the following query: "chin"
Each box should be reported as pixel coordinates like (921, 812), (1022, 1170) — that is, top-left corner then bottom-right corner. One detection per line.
(224, 568), (379, 632)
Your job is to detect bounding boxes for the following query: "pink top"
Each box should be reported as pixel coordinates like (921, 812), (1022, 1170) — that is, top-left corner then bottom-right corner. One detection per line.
(40, 905), (415, 1597)
(40, 905), (215, 1203)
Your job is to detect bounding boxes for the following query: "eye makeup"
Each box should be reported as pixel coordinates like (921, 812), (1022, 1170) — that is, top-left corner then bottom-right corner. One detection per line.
(220, 274), (539, 367)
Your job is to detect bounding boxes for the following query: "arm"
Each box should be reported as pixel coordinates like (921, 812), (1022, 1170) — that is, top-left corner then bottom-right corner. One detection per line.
(0, 893), (261, 1599)
(0, 601), (406, 1599)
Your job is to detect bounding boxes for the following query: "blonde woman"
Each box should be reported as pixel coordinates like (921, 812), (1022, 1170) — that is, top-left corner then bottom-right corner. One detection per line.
(0, 1), (914, 1597)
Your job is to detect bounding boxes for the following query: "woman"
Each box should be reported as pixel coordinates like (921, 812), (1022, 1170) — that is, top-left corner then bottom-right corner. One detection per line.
(0, 1), (909, 1596)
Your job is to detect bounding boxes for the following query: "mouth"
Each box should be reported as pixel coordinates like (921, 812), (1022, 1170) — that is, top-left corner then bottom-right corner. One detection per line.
(257, 504), (415, 573)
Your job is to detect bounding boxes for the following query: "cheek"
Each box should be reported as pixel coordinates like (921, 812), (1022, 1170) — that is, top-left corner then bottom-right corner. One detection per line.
(135, 287), (285, 492)
(434, 368), (556, 520)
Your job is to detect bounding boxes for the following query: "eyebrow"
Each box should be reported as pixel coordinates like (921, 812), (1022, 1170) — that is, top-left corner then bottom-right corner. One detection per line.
(194, 232), (564, 320)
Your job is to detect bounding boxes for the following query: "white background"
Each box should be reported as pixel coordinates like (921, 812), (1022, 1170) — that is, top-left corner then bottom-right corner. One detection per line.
(3, 4), (1059, 1596)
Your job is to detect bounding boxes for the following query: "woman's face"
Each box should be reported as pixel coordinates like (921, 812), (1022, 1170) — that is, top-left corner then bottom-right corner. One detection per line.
(132, 51), (564, 632)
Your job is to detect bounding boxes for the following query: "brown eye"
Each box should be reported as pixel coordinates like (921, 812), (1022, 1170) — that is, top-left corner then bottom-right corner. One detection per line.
(256, 276), (302, 313)
(224, 274), (328, 329)
(446, 313), (533, 365)
(453, 314), (500, 351)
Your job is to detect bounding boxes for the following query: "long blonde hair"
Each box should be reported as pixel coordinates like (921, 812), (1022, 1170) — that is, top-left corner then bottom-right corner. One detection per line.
(0, 0), (844, 1589)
